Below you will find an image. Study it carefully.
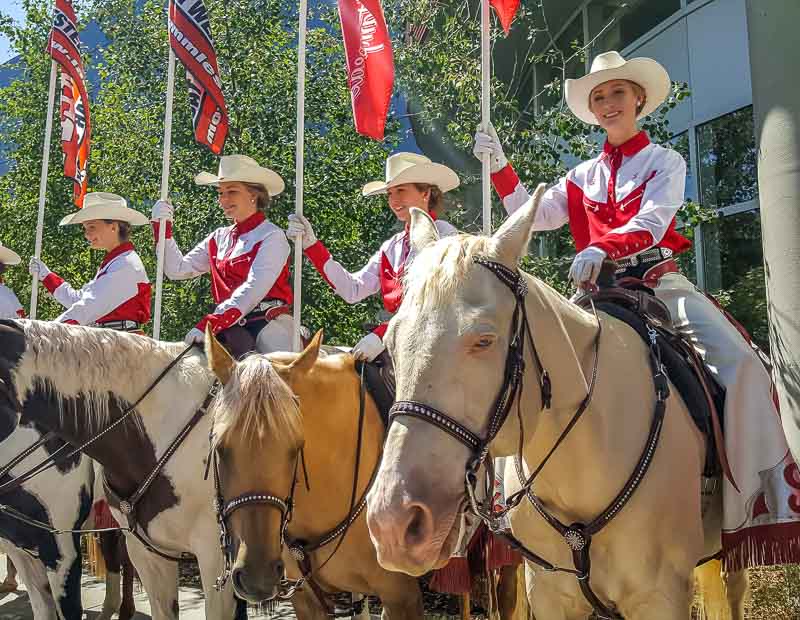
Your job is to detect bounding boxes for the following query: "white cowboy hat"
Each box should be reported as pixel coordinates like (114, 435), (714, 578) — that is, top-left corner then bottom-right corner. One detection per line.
(195, 154), (285, 197)
(0, 242), (21, 266)
(59, 192), (149, 226)
(362, 152), (460, 197)
(565, 51), (671, 125)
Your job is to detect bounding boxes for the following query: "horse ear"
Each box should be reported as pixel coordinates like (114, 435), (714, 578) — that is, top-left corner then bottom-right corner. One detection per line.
(290, 329), (323, 374)
(205, 324), (235, 385)
(492, 183), (545, 265)
(409, 207), (440, 254)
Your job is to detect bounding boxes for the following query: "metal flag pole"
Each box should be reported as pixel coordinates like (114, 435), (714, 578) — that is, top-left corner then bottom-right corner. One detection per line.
(30, 60), (58, 320)
(292, 0), (309, 352)
(481, 0), (492, 235)
(153, 48), (176, 340)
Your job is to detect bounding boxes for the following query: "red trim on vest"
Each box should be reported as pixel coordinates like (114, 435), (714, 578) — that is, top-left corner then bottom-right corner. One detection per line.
(63, 319), (79, 325)
(97, 282), (152, 325)
(372, 323), (388, 339)
(16, 309), (25, 318)
(380, 252), (405, 314)
(43, 273), (64, 294)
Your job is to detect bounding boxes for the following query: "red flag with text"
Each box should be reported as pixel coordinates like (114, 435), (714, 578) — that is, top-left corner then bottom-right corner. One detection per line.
(168, 0), (228, 154)
(47, 0), (90, 207)
(337, 0), (394, 141)
(490, 0), (519, 35)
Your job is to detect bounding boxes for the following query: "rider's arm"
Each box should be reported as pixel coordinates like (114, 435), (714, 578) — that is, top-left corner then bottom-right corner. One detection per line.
(153, 222), (212, 280)
(42, 272), (84, 309)
(589, 150), (687, 261)
(196, 229), (291, 334)
(491, 163), (570, 231)
(304, 241), (382, 304)
(55, 260), (142, 326)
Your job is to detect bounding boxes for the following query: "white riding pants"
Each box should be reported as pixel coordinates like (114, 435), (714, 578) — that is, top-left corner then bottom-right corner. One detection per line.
(255, 314), (294, 353)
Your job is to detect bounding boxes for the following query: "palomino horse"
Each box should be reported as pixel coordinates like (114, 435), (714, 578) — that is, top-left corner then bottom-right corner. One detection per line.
(365, 187), (745, 619)
(0, 319), (246, 619)
(204, 329), (528, 620)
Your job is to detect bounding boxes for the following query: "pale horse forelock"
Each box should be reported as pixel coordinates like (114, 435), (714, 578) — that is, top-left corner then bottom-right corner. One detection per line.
(12, 320), (207, 433)
(210, 354), (302, 450)
(402, 233), (498, 310)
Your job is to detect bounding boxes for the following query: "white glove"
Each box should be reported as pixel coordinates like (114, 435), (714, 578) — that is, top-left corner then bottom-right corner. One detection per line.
(473, 123), (508, 174)
(568, 247), (607, 289)
(28, 257), (51, 281)
(286, 214), (318, 250)
(151, 200), (174, 222)
(352, 332), (385, 362)
(184, 327), (205, 346)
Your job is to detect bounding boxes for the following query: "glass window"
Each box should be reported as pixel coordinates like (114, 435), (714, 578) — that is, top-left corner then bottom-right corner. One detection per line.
(701, 210), (768, 350)
(670, 131), (696, 202)
(696, 106), (757, 209)
(587, 0), (681, 59)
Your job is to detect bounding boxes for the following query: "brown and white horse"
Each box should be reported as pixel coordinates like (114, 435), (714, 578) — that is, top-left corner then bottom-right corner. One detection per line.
(364, 187), (745, 619)
(0, 319), (246, 619)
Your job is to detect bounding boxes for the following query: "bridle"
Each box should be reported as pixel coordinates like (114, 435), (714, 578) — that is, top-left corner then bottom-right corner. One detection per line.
(207, 437), (308, 596)
(208, 361), (374, 612)
(389, 256), (670, 620)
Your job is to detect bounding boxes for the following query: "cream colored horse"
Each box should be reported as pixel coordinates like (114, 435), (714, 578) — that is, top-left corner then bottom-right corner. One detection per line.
(364, 186), (746, 619)
(205, 331), (531, 620)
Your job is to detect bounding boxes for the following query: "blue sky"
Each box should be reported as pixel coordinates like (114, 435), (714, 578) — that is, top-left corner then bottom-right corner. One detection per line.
(0, 0), (26, 64)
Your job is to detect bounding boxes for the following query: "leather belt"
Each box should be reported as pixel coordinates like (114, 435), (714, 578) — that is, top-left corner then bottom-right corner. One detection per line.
(615, 246), (673, 270)
(237, 299), (291, 326)
(95, 320), (142, 332)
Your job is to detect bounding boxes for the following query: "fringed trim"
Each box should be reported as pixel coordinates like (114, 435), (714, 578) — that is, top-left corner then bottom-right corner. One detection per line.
(93, 499), (119, 530)
(721, 521), (800, 571)
(485, 531), (522, 570)
(430, 556), (472, 594)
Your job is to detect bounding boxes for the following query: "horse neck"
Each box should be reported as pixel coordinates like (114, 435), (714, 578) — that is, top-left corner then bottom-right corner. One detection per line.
(286, 360), (384, 541)
(519, 280), (659, 517)
(17, 346), (213, 498)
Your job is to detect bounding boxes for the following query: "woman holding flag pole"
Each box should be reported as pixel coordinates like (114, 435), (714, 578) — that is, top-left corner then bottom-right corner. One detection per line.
(150, 155), (295, 358)
(28, 192), (151, 330)
(286, 152), (460, 362)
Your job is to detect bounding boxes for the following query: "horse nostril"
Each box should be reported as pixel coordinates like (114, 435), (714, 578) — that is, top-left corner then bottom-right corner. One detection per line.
(404, 503), (432, 548)
(273, 559), (285, 580)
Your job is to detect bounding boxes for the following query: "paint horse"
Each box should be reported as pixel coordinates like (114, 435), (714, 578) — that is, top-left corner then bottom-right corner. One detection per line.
(0, 319), (246, 619)
(0, 406), (135, 619)
(204, 329), (529, 620)
(365, 188), (747, 619)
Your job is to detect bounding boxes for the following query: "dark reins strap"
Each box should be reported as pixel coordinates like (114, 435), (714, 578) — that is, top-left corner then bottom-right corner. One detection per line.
(0, 343), (198, 496)
(0, 432), (57, 481)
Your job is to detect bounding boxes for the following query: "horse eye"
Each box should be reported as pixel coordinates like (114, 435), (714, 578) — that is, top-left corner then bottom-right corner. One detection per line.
(476, 336), (494, 349)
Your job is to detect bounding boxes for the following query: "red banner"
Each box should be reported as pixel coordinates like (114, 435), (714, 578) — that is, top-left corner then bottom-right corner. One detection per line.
(490, 0), (519, 35)
(169, 0), (228, 154)
(338, 0), (394, 141)
(48, 0), (90, 207)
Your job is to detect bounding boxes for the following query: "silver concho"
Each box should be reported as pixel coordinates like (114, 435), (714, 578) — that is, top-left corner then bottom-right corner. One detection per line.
(289, 546), (305, 561)
(564, 529), (587, 551)
(119, 500), (132, 515)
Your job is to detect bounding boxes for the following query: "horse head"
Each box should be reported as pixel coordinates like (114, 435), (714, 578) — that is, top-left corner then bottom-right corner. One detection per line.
(364, 185), (585, 575)
(206, 329), (317, 603)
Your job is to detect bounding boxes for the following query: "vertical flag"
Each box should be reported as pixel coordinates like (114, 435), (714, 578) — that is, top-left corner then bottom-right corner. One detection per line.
(337, 0), (394, 141)
(168, 0), (228, 154)
(490, 0), (520, 35)
(47, 0), (90, 207)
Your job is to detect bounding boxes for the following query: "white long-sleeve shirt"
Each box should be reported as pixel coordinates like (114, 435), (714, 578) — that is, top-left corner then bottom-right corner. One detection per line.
(42, 242), (151, 326)
(0, 284), (24, 319)
(155, 211), (292, 333)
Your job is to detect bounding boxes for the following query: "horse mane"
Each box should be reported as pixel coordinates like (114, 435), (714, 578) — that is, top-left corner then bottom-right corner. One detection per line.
(403, 233), (500, 309)
(210, 354), (302, 450)
(12, 321), (210, 431)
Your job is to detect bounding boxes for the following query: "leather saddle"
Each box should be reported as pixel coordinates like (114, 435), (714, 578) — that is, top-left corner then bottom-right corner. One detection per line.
(574, 261), (729, 483)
